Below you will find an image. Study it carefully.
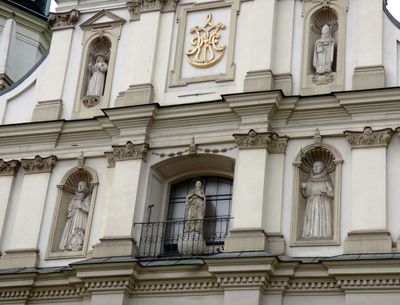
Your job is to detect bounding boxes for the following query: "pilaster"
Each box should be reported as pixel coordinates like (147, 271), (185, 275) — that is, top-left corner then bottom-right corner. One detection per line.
(0, 160), (20, 253)
(224, 130), (287, 253)
(93, 142), (149, 257)
(0, 156), (57, 268)
(33, 10), (80, 121)
(343, 127), (393, 253)
(352, 0), (385, 89)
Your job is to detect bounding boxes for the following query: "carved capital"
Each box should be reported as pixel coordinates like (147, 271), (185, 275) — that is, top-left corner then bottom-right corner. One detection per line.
(104, 152), (116, 168)
(344, 127), (393, 148)
(21, 155), (57, 174)
(112, 142), (149, 161)
(233, 129), (288, 154)
(127, 0), (179, 21)
(48, 9), (80, 31)
(0, 159), (20, 176)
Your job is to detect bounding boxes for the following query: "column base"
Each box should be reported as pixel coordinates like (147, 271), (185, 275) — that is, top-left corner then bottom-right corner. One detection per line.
(244, 70), (274, 92)
(352, 65), (385, 90)
(31, 100), (63, 122)
(224, 229), (283, 253)
(244, 70), (292, 95)
(114, 83), (154, 107)
(92, 236), (137, 258)
(344, 230), (392, 254)
(0, 248), (39, 269)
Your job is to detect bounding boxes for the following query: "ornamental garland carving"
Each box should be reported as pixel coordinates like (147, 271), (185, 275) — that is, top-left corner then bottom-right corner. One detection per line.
(186, 13), (226, 68)
(0, 159), (20, 176)
(48, 9), (80, 31)
(233, 129), (288, 154)
(127, 0), (179, 21)
(111, 142), (149, 162)
(21, 155), (57, 174)
(344, 127), (393, 148)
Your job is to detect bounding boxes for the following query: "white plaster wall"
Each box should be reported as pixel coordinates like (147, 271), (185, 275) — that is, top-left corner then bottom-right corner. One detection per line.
(282, 137), (352, 257)
(383, 12), (400, 87)
(282, 294), (344, 305)
(345, 292), (400, 305)
(290, 0), (303, 95)
(344, 0), (358, 90)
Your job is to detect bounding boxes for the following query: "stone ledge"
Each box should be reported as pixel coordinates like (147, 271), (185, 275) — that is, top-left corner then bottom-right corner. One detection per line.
(352, 65), (385, 90)
(92, 236), (137, 258)
(0, 248), (39, 269)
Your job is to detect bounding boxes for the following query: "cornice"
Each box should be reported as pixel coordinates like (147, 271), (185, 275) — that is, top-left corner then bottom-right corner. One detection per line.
(344, 127), (393, 148)
(0, 159), (20, 176)
(48, 9), (80, 31)
(21, 155), (57, 174)
(233, 129), (288, 153)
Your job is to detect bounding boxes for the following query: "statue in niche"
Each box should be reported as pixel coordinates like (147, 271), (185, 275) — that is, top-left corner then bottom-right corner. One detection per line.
(312, 24), (335, 85)
(59, 181), (91, 251)
(86, 54), (108, 95)
(301, 161), (334, 238)
(81, 51), (109, 108)
(184, 180), (206, 233)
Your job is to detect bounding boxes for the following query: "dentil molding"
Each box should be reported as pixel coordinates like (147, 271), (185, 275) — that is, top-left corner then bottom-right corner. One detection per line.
(233, 129), (288, 153)
(21, 155), (57, 174)
(344, 127), (393, 148)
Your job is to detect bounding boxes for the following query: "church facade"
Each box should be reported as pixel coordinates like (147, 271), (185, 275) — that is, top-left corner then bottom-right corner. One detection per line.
(1, 0), (400, 304)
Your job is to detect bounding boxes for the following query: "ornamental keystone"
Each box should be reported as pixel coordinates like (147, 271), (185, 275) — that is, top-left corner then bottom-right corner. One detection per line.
(21, 155), (57, 174)
(111, 141), (149, 161)
(48, 9), (80, 31)
(0, 159), (20, 176)
(233, 129), (288, 154)
(344, 127), (393, 148)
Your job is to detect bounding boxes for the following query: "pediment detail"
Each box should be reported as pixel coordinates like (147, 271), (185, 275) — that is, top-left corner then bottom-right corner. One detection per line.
(80, 10), (126, 29)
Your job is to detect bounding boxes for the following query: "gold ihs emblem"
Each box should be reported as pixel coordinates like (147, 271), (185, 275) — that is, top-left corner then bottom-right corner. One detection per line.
(185, 13), (226, 68)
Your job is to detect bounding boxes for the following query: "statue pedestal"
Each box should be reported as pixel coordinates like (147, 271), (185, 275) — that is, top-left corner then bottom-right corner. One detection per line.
(178, 232), (206, 256)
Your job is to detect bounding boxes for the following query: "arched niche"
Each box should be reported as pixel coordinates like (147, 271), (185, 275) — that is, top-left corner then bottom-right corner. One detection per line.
(47, 166), (99, 258)
(291, 142), (342, 246)
(301, 1), (347, 95)
(72, 10), (125, 119)
(136, 154), (235, 257)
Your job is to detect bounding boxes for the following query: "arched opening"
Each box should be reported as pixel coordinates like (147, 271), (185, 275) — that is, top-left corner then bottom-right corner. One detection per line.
(136, 154), (235, 257)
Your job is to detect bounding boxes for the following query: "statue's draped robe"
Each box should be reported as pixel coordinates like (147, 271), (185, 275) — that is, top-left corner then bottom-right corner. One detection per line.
(86, 61), (108, 96)
(59, 193), (90, 251)
(313, 36), (334, 74)
(185, 189), (205, 233)
(302, 170), (334, 238)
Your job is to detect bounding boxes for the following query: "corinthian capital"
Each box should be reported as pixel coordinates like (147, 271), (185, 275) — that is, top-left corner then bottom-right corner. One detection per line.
(112, 142), (149, 161)
(0, 159), (20, 176)
(127, 0), (179, 21)
(344, 127), (393, 148)
(48, 9), (80, 31)
(233, 129), (288, 154)
(21, 155), (57, 174)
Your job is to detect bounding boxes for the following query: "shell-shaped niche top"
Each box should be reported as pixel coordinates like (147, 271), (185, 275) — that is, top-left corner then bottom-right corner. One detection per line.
(300, 147), (336, 174)
(311, 7), (338, 34)
(59, 167), (98, 193)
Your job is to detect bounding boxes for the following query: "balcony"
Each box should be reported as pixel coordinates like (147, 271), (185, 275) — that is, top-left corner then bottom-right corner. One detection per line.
(134, 217), (232, 258)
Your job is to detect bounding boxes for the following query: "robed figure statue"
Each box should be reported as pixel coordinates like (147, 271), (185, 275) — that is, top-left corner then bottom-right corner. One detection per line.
(301, 161), (334, 238)
(184, 180), (206, 233)
(59, 181), (91, 251)
(86, 55), (108, 97)
(313, 24), (335, 85)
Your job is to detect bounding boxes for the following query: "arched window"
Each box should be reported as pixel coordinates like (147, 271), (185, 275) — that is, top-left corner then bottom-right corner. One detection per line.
(138, 176), (233, 257)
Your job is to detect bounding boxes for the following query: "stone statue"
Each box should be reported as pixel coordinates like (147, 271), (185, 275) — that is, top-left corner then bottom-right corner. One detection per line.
(86, 54), (108, 97)
(313, 24), (335, 85)
(59, 181), (91, 251)
(301, 161), (334, 238)
(184, 180), (206, 233)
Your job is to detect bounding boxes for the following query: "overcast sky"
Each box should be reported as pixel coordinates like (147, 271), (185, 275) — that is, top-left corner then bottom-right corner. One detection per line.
(49, 1), (400, 23)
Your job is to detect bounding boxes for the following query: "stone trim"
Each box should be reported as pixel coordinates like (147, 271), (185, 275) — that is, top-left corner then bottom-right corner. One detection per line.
(0, 159), (20, 176)
(233, 129), (288, 153)
(80, 10), (126, 30)
(20, 155), (57, 174)
(48, 9), (80, 31)
(111, 142), (149, 161)
(344, 127), (393, 148)
(127, 0), (180, 21)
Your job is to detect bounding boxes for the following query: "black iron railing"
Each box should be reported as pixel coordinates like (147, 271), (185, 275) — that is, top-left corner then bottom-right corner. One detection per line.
(134, 217), (232, 257)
